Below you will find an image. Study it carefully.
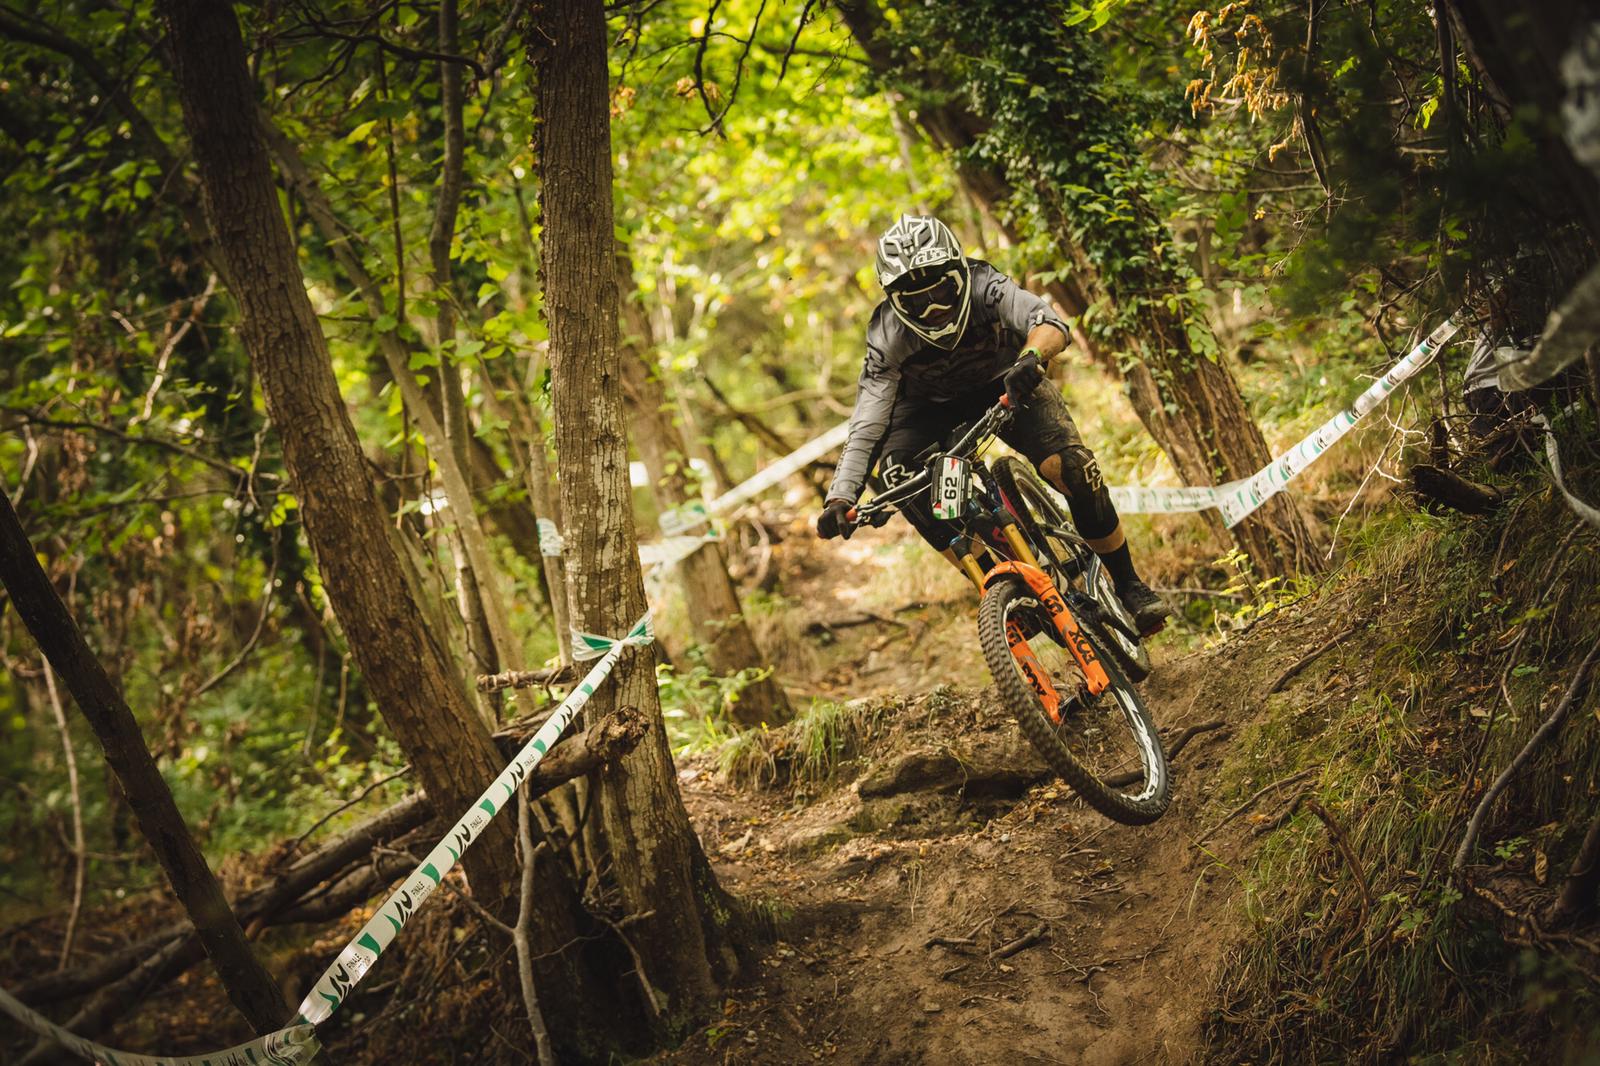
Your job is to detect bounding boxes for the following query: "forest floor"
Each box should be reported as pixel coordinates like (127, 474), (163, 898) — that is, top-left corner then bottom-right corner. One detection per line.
(647, 522), (1340, 1065)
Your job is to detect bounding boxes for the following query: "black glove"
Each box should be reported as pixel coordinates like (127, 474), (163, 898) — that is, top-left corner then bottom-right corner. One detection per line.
(817, 498), (855, 540)
(1003, 350), (1046, 408)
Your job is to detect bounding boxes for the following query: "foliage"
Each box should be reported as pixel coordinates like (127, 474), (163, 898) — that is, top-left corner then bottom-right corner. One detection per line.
(1209, 495), (1600, 1061)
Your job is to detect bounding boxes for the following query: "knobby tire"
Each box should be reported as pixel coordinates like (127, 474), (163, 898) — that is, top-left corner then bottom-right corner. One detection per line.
(978, 577), (1170, 825)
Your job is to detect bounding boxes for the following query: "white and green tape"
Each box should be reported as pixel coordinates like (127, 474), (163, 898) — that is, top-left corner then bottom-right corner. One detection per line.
(1107, 315), (1463, 526)
(536, 517), (565, 558)
(0, 987), (317, 1066)
(1, 612), (653, 1064)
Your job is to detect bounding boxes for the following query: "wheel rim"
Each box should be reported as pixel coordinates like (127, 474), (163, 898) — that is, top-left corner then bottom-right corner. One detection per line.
(1000, 591), (1161, 802)
(1088, 560), (1149, 670)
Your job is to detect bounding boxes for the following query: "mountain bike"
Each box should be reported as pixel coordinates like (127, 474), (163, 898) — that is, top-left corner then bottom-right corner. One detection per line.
(847, 396), (1170, 824)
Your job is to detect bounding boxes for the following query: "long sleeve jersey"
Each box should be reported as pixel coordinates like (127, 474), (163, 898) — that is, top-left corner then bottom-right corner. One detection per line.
(825, 260), (1069, 504)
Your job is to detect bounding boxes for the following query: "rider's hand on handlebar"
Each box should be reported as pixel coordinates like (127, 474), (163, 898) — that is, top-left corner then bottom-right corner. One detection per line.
(817, 498), (855, 540)
(1003, 349), (1045, 408)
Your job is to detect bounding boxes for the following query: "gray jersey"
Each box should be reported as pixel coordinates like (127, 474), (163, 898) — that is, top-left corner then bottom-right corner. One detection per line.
(827, 261), (1069, 503)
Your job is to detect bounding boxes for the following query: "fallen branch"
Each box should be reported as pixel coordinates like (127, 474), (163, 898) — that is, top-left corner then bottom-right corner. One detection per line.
(281, 765), (412, 860)
(1453, 635), (1600, 876)
(988, 922), (1048, 961)
(477, 664), (575, 693)
(11, 710), (647, 1047)
(1266, 628), (1353, 695)
(1409, 463), (1509, 516)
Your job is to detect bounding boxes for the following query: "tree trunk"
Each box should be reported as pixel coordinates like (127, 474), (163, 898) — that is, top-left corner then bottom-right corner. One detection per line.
(424, 0), (502, 719)
(0, 488), (287, 1034)
(156, 0), (519, 896)
(529, 0), (738, 1034)
(260, 120), (526, 693)
(618, 254), (793, 726)
(839, 0), (1324, 577)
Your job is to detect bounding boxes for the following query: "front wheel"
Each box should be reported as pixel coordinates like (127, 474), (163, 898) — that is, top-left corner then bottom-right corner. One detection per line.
(989, 456), (1151, 682)
(978, 576), (1170, 825)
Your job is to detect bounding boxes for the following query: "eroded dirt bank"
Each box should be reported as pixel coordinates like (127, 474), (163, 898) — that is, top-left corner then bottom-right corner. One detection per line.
(653, 598), (1343, 1066)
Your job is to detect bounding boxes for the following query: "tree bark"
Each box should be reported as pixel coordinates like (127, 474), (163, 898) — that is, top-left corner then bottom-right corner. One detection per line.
(156, 0), (519, 895)
(260, 120), (526, 695)
(0, 488), (288, 1033)
(529, 0), (738, 1033)
(839, 0), (1324, 577)
(618, 255), (792, 726)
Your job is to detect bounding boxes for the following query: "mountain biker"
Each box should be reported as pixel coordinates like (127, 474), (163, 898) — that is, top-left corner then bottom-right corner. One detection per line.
(815, 214), (1172, 636)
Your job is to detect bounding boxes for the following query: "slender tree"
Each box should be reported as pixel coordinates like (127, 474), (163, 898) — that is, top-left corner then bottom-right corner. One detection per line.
(529, 0), (739, 1032)
(155, 0), (519, 894)
(618, 255), (793, 727)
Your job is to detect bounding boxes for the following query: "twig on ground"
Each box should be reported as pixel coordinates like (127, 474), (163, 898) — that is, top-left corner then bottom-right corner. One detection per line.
(1266, 626), (1354, 695)
(1306, 799), (1374, 909)
(923, 934), (977, 951)
(1453, 634), (1600, 876)
(1196, 767), (1319, 844)
(1251, 787), (1311, 837)
(988, 922), (1048, 960)
(1104, 719), (1226, 788)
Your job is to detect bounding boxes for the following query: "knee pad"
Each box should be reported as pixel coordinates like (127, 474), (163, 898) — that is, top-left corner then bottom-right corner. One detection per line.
(1043, 446), (1119, 540)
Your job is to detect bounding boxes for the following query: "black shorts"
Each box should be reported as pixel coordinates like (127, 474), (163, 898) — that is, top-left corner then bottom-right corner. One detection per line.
(872, 379), (1086, 488)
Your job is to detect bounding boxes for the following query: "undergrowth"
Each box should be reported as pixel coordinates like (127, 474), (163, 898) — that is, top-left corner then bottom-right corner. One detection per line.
(1206, 491), (1600, 1063)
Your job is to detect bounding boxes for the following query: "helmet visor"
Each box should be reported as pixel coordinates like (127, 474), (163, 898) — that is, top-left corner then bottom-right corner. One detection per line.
(889, 266), (967, 333)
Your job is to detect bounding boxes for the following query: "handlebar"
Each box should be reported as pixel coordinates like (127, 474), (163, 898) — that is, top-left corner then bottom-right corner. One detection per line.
(847, 395), (1014, 528)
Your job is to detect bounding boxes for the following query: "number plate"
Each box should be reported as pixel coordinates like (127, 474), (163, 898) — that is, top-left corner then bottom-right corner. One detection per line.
(930, 455), (970, 520)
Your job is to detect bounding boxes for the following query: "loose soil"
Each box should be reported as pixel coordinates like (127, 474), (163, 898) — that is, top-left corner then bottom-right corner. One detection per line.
(651, 546), (1345, 1066)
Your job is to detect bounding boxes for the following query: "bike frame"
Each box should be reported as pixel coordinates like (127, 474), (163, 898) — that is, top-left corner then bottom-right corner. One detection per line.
(848, 398), (1115, 720)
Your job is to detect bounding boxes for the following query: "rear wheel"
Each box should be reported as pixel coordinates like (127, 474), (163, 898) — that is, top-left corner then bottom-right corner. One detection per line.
(978, 576), (1169, 825)
(990, 456), (1150, 682)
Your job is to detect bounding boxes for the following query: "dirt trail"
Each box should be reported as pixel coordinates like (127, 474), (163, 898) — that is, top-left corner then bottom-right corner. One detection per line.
(656, 541), (1339, 1065)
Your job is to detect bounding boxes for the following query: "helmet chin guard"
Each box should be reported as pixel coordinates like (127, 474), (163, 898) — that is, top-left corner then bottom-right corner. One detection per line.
(876, 215), (971, 349)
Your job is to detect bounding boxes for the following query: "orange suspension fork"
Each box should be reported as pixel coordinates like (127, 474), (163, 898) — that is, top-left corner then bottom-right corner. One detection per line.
(982, 561), (1111, 701)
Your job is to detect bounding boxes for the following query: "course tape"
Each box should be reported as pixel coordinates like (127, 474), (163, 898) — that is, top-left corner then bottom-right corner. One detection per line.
(536, 517), (564, 558)
(0, 613), (653, 1063)
(658, 422), (851, 536)
(0, 988), (317, 1066)
(1108, 315), (1463, 526)
(294, 611), (651, 1027)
